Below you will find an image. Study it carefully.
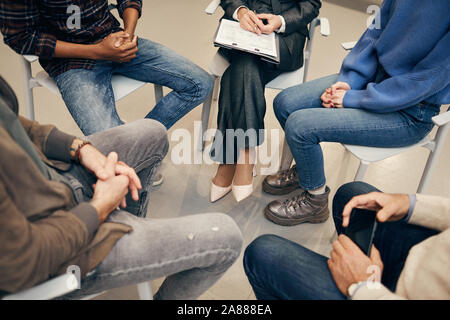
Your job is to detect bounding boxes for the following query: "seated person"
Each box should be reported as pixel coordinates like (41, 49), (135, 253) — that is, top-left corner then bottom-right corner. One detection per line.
(209, 0), (321, 202)
(0, 77), (242, 299)
(244, 181), (450, 299)
(262, 0), (449, 225)
(0, 1), (213, 135)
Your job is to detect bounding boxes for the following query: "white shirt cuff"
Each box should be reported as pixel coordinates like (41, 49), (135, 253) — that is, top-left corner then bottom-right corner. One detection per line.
(233, 6), (248, 21)
(276, 15), (286, 33)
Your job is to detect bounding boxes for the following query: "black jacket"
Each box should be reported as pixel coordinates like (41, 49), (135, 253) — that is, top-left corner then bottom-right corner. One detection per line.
(220, 0), (321, 71)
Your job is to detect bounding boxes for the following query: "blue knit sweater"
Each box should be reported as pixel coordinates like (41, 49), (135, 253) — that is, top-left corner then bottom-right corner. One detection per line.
(338, 0), (450, 112)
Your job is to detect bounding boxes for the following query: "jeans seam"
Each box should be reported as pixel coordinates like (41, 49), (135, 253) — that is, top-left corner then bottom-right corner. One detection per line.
(138, 64), (202, 103)
(94, 247), (239, 279)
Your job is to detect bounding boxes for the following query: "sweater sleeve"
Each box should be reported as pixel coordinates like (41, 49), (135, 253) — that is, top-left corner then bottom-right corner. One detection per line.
(337, 18), (384, 90)
(0, 181), (99, 293)
(343, 30), (450, 112)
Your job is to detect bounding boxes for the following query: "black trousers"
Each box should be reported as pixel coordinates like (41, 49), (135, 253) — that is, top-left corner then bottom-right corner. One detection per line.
(210, 48), (288, 164)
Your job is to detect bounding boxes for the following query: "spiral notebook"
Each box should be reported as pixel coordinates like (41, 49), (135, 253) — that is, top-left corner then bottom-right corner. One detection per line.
(214, 19), (280, 64)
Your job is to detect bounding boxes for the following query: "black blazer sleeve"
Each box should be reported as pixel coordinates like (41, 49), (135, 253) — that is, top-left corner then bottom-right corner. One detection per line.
(220, 0), (247, 20)
(284, 0), (322, 35)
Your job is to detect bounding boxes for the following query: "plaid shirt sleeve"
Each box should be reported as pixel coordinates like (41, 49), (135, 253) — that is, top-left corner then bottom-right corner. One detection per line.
(0, 0), (57, 59)
(117, 0), (143, 18)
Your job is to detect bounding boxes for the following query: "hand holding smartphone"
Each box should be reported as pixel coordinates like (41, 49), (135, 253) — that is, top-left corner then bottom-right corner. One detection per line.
(344, 209), (378, 256)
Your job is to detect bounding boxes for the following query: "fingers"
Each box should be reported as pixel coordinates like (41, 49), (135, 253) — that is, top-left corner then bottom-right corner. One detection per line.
(116, 162), (142, 201)
(377, 205), (396, 223)
(248, 12), (264, 34)
(338, 234), (363, 253)
(331, 81), (351, 91)
(114, 175), (129, 208)
(241, 11), (263, 34)
(112, 32), (131, 48)
(120, 35), (138, 50)
(332, 239), (345, 256)
(321, 90), (334, 108)
(104, 152), (118, 177)
(256, 13), (271, 19)
(341, 193), (374, 227)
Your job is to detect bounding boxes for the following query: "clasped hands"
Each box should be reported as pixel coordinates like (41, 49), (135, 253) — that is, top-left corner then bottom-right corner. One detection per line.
(78, 143), (142, 223)
(237, 7), (282, 35)
(95, 31), (138, 63)
(321, 81), (351, 108)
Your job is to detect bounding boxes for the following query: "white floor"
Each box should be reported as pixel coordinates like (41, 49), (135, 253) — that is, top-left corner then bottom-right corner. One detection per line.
(1, 0), (448, 300)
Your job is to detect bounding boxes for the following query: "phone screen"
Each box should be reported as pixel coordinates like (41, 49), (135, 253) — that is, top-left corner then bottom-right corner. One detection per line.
(344, 210), (378, 256)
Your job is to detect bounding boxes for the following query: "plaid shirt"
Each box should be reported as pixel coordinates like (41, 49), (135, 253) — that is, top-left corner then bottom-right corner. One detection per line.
(0, 0), (142, 78)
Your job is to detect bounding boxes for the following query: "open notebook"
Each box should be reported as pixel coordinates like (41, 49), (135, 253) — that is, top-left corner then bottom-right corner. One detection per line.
(214, 19), (280, 64)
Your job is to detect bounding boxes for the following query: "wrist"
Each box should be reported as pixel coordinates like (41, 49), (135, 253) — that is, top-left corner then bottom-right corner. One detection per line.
(70, 138), (92, 163)
(90, 198), (109, 223)
(237, 7), (249, 20)
(89, 43), (102, 60)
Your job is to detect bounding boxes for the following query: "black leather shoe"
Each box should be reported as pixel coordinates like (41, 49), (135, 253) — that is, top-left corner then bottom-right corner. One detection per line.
(264, 187), (330, 226)
(263, 165), (301, 195)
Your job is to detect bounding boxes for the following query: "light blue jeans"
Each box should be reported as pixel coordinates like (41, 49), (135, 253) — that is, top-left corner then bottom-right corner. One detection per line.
(54, 38), (214, 135)
(274, 74), (441, 190)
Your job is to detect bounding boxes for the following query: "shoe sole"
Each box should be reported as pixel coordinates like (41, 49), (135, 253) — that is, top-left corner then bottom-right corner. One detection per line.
(262, 180), (300, 195)
(264, 206), (329, 226)
(152, 175), (164, 187)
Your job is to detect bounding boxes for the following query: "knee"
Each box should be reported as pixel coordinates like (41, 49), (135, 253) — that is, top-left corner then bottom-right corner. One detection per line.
(273, 91), (292, 127)
(209, 213), (243, 260)
(284, 111), (319, 146)
(193, 71), (214, 103)
(334, 181), (378, 204)
(131, 119), (169, 159)
(333, 182), (378, 220)
(243, 235), (282, 278)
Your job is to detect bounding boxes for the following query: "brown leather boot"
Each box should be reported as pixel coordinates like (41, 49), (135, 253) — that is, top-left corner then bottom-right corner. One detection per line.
(264, 187), (330, 226)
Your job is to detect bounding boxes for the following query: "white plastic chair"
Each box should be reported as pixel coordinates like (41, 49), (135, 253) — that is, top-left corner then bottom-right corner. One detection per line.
(199, 0), (330, 150)
(20, 54), (163, 121)
(2, 255), (153, 300)
(2, 273), (79, 300)
(280, 107), (450, 194)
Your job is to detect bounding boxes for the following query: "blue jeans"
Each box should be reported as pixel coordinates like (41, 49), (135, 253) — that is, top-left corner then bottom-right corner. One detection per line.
(274, 74), (441, 190)
(54, 38), (214, 135)
(243, 181), (438, 300)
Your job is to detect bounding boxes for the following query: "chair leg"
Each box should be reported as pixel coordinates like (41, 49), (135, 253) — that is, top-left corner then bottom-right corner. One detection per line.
(154, 84), (164, 104)
(20, 57), (36, 120)
(354, 160), (370, 181)
(329, 230), (338, 244)
(137, 282), (153, 300)
(212, 76), (220, 101)
(198, 92), (213, 151)
(279, 137), (294, 171)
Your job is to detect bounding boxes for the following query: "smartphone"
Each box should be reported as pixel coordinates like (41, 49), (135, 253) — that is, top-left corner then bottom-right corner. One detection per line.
(344, 210), (378, 256)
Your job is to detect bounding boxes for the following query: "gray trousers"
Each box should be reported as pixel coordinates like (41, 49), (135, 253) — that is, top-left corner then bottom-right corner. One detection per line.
(62, 119), (243, 299)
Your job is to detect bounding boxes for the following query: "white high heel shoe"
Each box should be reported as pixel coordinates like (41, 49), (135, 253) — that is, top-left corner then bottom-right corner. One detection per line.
(232, 166), (257, 202)
(210, 167), (233, 203)
(210, 181), (232, 203)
